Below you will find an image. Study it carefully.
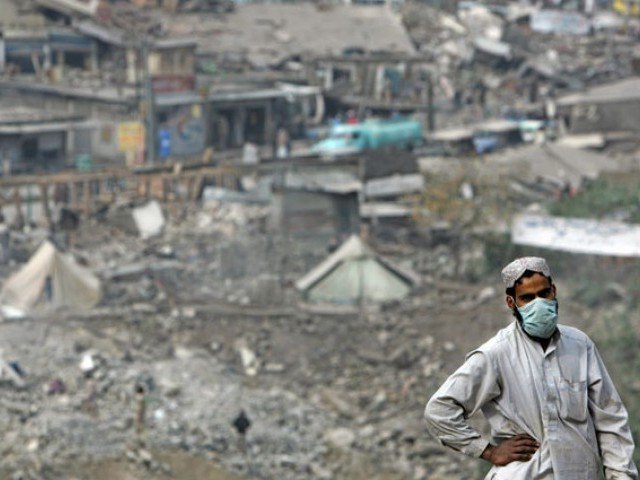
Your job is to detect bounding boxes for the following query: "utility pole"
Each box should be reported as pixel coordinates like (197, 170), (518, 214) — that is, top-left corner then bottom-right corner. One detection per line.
(141, 40), (156, 165)
(421, 72), (435, 132)
(427, 76), (435, 132)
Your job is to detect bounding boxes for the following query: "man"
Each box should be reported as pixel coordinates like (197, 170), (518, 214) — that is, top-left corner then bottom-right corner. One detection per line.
(424, 256), (638, 479)
(232, 409), (251, 454)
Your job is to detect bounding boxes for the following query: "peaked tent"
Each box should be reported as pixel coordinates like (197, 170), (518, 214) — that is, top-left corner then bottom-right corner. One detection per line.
(1, 241), (101, 314)
(295, 235), (419, 304)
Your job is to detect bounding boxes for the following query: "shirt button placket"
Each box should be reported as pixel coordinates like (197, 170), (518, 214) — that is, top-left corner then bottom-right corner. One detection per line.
(544, 355), (558, 435)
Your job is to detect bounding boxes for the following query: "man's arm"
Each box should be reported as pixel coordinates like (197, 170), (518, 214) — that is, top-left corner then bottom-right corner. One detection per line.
(424, 351), (536, 464)
(424, 352), (496, 457)
(587, 341), (639, 480)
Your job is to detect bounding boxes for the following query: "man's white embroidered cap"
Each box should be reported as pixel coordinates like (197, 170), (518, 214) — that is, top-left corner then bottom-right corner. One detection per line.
(501, 256), (551, 288)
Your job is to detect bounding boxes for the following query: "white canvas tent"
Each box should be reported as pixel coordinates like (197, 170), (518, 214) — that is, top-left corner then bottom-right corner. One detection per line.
(295, 235), (419, 304)
(1, 241), (101, 315)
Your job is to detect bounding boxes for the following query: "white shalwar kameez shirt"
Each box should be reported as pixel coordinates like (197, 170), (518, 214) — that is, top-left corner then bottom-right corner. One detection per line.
(424, 321), (638, 479)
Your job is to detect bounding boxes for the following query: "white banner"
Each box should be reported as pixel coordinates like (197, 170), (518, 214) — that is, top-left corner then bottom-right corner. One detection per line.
(511, 214), (640, 257)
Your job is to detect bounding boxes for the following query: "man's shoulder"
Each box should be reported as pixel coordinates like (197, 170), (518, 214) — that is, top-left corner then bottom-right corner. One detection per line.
(467, 322), (516, 358)
(558, 324), (593, 346)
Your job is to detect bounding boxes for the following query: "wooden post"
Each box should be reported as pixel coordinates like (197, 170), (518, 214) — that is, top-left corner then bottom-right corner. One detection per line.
(187, 176), (195, 201)
(40, 184), (52, 229)
(13, 188), (24, 228)
(69, 182), (77, 210)
(83, 180), (91, 215)
(145, 178), (151, 199)
(109, 178), (117, 204)
(194, 175), (205, 202)
(162, 178), (169, 202)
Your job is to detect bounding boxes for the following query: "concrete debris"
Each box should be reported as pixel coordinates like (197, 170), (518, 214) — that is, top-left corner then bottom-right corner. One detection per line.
(324, 427), (356, 451)
(132, 201), (166, 240)
(236, 340), (259, 377)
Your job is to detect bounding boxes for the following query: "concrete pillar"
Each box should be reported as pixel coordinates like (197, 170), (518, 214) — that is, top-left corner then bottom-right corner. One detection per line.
(56, 50), (65, 78)
(126, 48), (137, 84)
(89, 41), (99, 73)
(374, 65), (385, 101)
(234, 107), (245, 147)
(66, 128), (75, 160)
(203, 101), (215, 148)
(265, 101), (274, 146)
(325, 65), (333, 90)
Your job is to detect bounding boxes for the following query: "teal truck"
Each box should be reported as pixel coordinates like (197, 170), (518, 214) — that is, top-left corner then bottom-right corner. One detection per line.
(311, 118), (424, 156)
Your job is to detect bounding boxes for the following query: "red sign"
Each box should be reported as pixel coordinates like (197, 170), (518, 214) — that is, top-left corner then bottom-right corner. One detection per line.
(151, 75), (196, 94)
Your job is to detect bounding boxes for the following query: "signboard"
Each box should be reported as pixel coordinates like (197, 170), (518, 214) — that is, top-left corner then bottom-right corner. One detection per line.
(151, 75), (196, 94)
(0, 38), (5, 73)
(531, 10), (591, 35)
(512, 214), (640, 257)
(158, 128), (171, 158)
(118, 122), (145, 152)
(162, 106), (205, 156)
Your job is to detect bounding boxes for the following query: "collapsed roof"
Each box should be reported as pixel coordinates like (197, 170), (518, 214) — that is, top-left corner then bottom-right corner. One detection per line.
(167, 4), (416, 68)
(505, 142), (624, 189)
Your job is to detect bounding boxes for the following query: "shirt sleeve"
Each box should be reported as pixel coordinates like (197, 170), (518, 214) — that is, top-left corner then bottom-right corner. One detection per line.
(587, 341), (639, 480)
(424, 351), (500, 458)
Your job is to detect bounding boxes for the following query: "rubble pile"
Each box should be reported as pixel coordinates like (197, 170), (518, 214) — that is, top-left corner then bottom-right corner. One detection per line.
(402, 1), (640, 127)
(0, 201), (496, 479)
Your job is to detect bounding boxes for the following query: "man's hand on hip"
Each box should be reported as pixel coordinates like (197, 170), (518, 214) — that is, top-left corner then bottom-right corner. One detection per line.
(481, 434), (540, 466)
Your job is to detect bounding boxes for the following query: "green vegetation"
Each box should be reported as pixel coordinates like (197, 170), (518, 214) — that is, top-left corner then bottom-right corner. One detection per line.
(593, 313), (640, 467)
(549, 177), (640, 222)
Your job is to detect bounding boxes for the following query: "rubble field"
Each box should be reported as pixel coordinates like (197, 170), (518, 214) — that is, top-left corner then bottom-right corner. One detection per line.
(0, 201), (602, 480)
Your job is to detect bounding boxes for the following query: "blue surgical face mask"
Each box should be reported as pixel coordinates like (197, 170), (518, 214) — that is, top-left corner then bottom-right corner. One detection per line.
(517, 298), (558, 339)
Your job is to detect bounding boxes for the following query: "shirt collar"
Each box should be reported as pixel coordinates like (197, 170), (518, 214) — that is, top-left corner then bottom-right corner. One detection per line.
(513, 319), (561, 354)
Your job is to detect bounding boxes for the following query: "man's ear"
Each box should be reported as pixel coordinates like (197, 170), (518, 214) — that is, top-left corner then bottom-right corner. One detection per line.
(506, 295), (516, 310)
(551, 284), (557, 298)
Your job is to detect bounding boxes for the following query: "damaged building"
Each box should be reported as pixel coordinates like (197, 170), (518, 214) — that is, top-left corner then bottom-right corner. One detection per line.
(0, 0), (322, 168)
(0, 103), (93, 173)
(270, 168), (361, 247)
(557, 77), (640, 135)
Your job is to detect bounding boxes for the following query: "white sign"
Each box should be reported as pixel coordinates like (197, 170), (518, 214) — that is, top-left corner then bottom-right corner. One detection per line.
(0, 39), (5, 73)
(512, 214), (640, 257)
